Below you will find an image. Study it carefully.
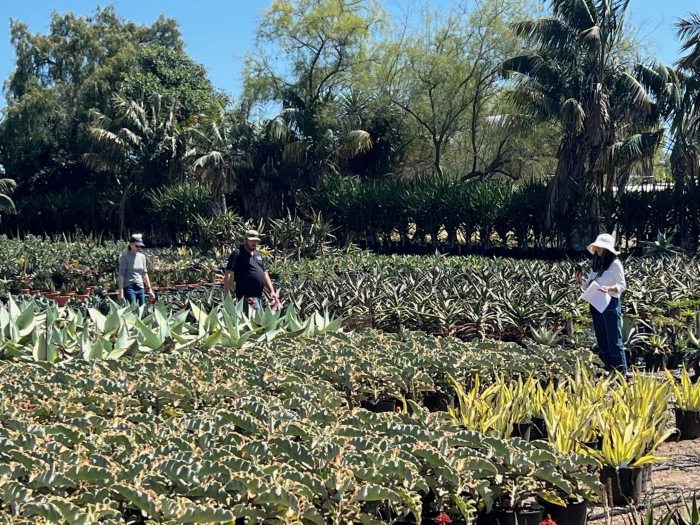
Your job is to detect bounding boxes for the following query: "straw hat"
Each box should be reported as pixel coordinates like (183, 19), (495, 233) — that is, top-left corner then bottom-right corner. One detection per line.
(244, 230), (262, 242)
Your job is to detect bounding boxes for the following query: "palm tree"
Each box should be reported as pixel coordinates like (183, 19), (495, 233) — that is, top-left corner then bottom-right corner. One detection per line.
(231, 90), (372, 220)
(84, 93), (197, 234)
(191, 105), (241, 215)
(677, 13), (700, 73)
(0, 177), (16, 215)
(637, 62), (700, 247)
(502, 0), (662, 245)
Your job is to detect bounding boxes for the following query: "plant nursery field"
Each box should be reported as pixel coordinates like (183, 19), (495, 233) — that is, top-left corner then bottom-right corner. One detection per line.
(1, 240), (700, 524)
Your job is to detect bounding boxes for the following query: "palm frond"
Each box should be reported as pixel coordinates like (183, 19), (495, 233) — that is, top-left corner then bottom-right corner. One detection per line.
(484, 114), (537, 134)
(617, 72), (653, 113)
(337, 130), (373, 160)
(677, 14), (700, 72)
(635, 63), (675, 95)
(0, 194), (15, 213)
(561, 98), (586, 132)
(82, 153), (122, 174)
(578, 24), (601, 51)
(282, 140), (307, 164)
(117, 127), (142, 148)
(88, 127), (126, 149)
(599, 130), (663, 172)
(0, 178), (17, 193)
(550, 0), (597, 32)
(676, 13), (700, 43)
(193, 151), (226, 170)
(267, 118), (292, 142)
(507, 82), (561, 120)
(511, 18), (576, 49)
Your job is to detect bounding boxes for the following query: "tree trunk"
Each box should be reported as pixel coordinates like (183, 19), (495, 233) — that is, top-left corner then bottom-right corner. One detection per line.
(433, 138), (444, 177)
(239, 179), (285, 219)
(118, 182), (133, 238)
(671, 145), (689, 248)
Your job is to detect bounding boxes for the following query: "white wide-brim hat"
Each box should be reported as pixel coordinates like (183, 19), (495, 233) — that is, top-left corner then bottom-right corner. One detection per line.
(587, 233), (619, 255)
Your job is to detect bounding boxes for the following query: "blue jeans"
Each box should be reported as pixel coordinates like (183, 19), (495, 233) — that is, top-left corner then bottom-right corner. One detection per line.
(236, 296), (262, 312)
(591, 297), (627, 373)
(124, 283), (145, 306)
(249, 297), (262, 311)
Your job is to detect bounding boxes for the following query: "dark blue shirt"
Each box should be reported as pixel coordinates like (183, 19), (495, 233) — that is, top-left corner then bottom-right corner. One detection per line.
(226, 245), (266, 299)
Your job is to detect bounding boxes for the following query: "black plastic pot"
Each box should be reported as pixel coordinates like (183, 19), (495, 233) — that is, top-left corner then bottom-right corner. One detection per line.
(423, 391), (452, 412)
(511, 422), (532, 441)
(667, 352), (685, 370)
(581, 436), (603, 450)
(644, 353), (668, 372)
(675, 408), (700, 440)
(489, 506), (544, 525)
(361, 397), (399, 413)
(600, 466), (643, 506)
(541, 499), (588, 525)
(475, 512), (491, 525)
(530, 417), (548, 440)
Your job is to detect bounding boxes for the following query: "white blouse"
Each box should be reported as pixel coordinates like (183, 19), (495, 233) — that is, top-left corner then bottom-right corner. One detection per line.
(580, 259), (627, 299)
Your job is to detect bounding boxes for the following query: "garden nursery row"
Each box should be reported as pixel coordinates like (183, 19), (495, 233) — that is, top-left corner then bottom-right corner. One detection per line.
(2, 236), (700, 371)
(1, 325), (700, 524)
(2, 238), (700, 523)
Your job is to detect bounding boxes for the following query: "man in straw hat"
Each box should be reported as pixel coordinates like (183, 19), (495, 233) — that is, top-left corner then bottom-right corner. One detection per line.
(223, 230), (280, 310)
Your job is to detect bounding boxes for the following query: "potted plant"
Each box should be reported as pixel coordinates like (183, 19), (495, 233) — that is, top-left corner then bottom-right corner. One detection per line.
(643, 325), (673, 371)
(489, 478), (544, 525)
(537, 452), (601, 525)
(666, 368), (700, 440)
(590, 418), (672, 506)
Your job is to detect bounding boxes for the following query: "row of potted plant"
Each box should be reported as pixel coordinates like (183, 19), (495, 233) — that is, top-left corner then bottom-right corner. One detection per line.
(447, 365), (700, 520)
(0, 333), (603, 525)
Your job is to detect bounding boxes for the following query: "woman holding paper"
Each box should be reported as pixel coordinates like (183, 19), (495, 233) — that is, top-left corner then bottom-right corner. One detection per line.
(575, 233), (627, 374)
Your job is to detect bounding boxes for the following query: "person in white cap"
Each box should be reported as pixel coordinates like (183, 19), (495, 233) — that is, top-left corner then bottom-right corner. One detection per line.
(223, 230), (280, 311)
(575, 233), (628, 374)
(117, 233), (156, 305)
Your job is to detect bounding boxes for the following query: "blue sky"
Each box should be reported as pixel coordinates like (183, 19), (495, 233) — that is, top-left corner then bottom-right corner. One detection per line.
(0, 0), (697, 103)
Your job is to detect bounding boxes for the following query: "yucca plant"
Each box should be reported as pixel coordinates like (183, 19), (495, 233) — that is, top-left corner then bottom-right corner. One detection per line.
(666, 368), (700, 411)
(615, 373), (674, 427)
(543, 388), (601, 454)
(448, 374), (512, 437)
(590, 374), (674, 468)
(590, 419), (673, 468)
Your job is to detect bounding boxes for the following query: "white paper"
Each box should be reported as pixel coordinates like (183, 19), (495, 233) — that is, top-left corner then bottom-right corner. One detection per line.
(580, 280), (611, 313)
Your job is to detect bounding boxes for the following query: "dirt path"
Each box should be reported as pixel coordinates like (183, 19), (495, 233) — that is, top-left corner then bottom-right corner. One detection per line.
(588, 439), (700, 524)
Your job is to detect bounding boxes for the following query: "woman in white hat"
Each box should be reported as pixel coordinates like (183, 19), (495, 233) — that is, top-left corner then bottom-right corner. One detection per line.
(575, 233), (628, 374)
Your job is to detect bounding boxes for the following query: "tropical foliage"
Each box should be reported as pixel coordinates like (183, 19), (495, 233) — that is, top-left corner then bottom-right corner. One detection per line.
(2, 1), (699, 248)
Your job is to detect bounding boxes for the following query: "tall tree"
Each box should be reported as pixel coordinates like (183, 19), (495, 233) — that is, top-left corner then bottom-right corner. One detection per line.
(121, 44), (216, 120)
(377, 0), (528, 178)
(84, 93), (198, 234)
(240, 0), (381, 218)
(503, 0), (662, 243)
(191, 104), (241, 214)
(0, 7), (182, 195)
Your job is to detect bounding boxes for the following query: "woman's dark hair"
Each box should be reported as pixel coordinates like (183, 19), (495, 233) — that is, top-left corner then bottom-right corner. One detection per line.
(592, 249), (617, 274)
